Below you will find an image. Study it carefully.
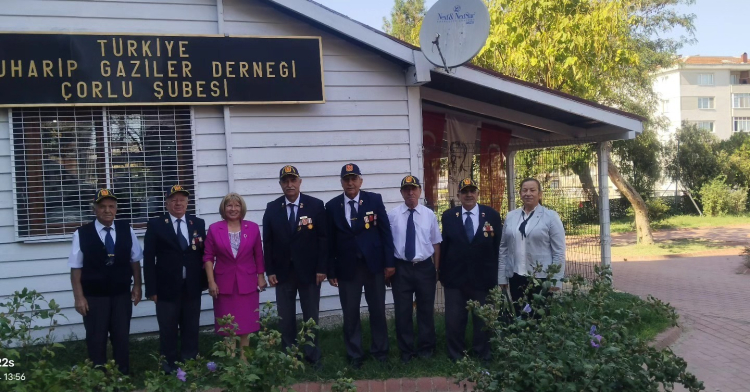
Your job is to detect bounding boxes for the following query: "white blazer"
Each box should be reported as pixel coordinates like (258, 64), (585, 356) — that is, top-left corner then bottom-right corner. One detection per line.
(497, 205), (566, 285)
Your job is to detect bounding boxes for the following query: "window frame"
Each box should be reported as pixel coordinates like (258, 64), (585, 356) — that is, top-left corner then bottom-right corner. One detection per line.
(697, 97), (715, 109)
(730, 74), (740, 85)
(733, 117), (750, 133)
(733, 93), (750, 108)
(695, 121), (715, 133)
(697, 73), (715, 86)
(9, 106), (198, 242)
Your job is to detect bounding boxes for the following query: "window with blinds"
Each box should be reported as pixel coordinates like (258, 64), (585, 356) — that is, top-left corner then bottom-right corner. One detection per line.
(11, 106), (195, 238)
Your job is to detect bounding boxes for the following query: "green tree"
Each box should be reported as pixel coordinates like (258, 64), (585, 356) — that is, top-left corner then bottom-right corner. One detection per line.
(384, 0), (695, 244)
(665, 123), (722, 196)
(382, 0), (424, 44)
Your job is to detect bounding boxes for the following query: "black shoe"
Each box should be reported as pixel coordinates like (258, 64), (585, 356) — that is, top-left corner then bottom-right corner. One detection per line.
(349, 358), (363, 370)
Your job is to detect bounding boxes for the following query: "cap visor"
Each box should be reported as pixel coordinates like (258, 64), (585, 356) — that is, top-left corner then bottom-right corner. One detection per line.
(95, 195), (117, 203)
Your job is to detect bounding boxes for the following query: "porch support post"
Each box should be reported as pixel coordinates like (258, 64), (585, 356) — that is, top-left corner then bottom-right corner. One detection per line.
(597, 143), (611, 269)
(506, 150), (517, 211)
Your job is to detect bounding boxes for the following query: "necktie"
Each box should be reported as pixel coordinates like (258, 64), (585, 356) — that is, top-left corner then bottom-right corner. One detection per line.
(288, 203), (296, 232)
(405, 208), (416, 261)
(103, 226), (115, 252)
(176, 218), (189, 250)
(464, 211), (474, 242)
(103, 227), (115, 266)
(519, 210), (535, 239)
(348, 200), (357, 227)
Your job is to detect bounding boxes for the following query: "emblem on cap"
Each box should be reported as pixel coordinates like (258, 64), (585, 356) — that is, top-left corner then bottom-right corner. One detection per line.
(346, 164), (353, 172)
(406, 176), (413, 183)
(464, 179), (471, 185)
(284, 166), (292, 173)
(101, 189), (109, 196)
(174, 185), (182, 191)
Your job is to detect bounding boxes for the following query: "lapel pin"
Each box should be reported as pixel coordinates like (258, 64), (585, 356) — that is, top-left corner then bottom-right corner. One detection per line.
(359, 200), (363, 205)
(455, 212), (459, 217)
(189, 220), (193, 225)
(244, 233), (247, 238)
(164, 218), (169, 224)
(300, 203), (304, 209)
(481, 212), (485, 218)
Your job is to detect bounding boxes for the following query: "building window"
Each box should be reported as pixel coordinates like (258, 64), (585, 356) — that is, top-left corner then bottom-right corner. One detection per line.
(733, 93), (750, 108)
(698, 97), (714, 109)
(734, 117), (750, 132)
(11, 106), (195, 238)
(695, 121), (714, 132)
(697, 73), (714, 86)
(731, 74), (740, 85)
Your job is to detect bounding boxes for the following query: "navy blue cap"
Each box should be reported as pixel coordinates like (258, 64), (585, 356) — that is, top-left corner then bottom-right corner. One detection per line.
(94, 188), (117, 203)
(459, 178), (479, 192)
(400, 175), (421, 188)
(279, 165), (301, 179)
(340, 163), (361, 178)
(166, 184), (190, 199)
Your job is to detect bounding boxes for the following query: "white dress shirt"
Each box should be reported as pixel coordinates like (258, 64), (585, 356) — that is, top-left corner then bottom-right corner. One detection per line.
(68, 219), (143, 268)
(461, 204), (480, 236)
(285, 196), (300, 219)
(513, 206), (538, 276)
(388, 203), (442, 262)
(170, 214), (190, 278)
(344, 192), (361, 227)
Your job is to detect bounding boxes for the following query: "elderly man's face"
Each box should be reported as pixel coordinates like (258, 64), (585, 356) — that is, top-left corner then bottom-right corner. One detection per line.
(279, 176), (302, 202)
(166, 193), (189, 218)
(340, 175), (363, 199)
(94, 199), (117, 226)
(458, 187), (478, 210)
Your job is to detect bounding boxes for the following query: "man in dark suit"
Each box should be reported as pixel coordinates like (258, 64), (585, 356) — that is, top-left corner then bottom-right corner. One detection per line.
(143, 185), (206, 373)
(326, 163), (395, 368)
(263, 165), (327, 368)
(440, 178), (502, 362)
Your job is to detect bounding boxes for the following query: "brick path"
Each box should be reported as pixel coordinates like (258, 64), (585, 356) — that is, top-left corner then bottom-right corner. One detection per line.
(287, 377), (474, 392)
(612, 255), (750, 392)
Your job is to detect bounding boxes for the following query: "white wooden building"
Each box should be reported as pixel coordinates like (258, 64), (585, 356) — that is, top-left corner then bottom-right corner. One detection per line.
(0, 0), (644, 340)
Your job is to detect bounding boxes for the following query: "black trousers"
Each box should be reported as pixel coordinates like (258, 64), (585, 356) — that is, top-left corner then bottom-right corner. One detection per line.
(155, 282), (201, 371)
(275, 268), (321, 364)
(392, 258), (436, 359)
(82, 292), (132, 374)
(508, 273), (550, 317)
(444, 286), (490, 361)
(338, 258), (389, 361)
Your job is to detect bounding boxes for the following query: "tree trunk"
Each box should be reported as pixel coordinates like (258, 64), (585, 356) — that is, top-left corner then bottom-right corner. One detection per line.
(573, 164), (599, 210)
(603, 142), (655, 245)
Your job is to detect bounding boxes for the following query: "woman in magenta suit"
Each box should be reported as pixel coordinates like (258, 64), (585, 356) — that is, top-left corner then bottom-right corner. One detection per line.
(203, 192), (267, 349)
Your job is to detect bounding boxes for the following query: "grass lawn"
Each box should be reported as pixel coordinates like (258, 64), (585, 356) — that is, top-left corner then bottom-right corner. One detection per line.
(609, 213), (750, 234)
(611, 238), (737, 258)
(45, 291), (673, 387)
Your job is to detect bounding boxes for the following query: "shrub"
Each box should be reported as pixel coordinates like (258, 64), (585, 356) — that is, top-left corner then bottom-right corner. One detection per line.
(455, 265), (704, 392)
(700, 176), (748, 216)
(645, 198), (671, 221)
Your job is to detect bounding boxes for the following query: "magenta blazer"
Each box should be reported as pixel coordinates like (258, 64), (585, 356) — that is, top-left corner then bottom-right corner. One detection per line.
(203, 220), (265, 295)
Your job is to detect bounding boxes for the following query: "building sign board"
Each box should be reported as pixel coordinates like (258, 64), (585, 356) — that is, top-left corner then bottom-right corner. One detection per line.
(0, 33), (325, 106)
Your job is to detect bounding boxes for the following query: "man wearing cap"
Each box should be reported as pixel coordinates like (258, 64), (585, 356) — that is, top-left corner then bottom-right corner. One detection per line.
(326, 163), (395, 368)
(262, 165), (327, 368)
(387, 175), (441, 363)
(68, 189), (143, 375)
(143, 185), (207, 373)
(440, 178), (502, 362)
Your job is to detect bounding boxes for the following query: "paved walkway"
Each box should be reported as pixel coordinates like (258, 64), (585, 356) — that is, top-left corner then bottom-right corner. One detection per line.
(610, 224), (750, 246)
(613, 255), (750, 392)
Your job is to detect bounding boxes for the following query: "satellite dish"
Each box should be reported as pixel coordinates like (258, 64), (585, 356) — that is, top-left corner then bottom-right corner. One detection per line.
(419, 0), (490, 71)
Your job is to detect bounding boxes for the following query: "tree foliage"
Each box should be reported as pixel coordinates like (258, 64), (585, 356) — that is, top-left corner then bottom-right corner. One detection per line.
(383, 0), (696, 243)
(382, 0), (424, 44)
(665, 123), (722, 195)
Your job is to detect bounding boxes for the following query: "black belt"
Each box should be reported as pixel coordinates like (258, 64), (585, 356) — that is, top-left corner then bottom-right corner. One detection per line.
(396, 256), (432, 265)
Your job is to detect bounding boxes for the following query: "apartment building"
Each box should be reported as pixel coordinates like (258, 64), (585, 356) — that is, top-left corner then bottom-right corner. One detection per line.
(653, 52), (750, 140)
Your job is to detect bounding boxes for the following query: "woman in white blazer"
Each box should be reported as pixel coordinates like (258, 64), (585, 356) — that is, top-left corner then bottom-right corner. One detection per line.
(498, 178), (566, 308)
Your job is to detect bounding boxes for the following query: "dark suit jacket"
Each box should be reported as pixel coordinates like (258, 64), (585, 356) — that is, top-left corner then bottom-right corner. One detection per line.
(440, 204), (502, 290)
(326, 190), (394, 281)
(262, 193), (327, 285)
(143, 213), (207, 301)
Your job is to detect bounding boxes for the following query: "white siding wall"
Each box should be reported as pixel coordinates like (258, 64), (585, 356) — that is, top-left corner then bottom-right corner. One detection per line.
(0, 0), (414, 340)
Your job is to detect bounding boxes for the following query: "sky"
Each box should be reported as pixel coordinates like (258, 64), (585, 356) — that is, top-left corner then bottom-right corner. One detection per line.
(314, 0), (748, 57)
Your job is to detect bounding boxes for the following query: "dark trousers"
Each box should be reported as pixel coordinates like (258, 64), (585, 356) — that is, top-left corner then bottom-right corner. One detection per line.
(338, 259), (389, 361)
(82, 292), (132, 374)
(275, 269), (321, 364)
(392, 258), (436, 359)
(508, 273), (549, 315)
(155, 282), (201, 371)
(444, 286), (491, 361)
